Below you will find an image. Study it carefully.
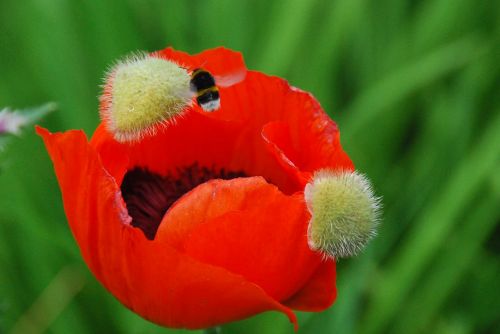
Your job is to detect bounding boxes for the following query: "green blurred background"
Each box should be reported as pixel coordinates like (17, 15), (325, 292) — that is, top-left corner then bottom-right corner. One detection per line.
(1, 0), (499, 333)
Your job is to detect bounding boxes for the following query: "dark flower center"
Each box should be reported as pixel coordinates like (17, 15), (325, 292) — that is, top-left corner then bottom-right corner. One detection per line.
(121, 164), (246, 240)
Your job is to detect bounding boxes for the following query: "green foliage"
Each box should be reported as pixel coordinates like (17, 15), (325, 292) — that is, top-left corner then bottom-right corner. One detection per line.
(0, 0), (498, 333)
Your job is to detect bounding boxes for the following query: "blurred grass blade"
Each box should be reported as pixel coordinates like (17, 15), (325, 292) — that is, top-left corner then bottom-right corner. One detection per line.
(9, 265), (86, 334)
(293, 0), (364, 103)
(342, 35), (488, 139)
(392, 182), (500, 333)
(255, 0), (317, 74)
(360, 108), (500, 334)
(374, 55), (499, 260)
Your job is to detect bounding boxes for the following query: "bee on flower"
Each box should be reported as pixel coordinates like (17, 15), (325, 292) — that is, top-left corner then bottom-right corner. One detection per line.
(100, 51), (244, 142)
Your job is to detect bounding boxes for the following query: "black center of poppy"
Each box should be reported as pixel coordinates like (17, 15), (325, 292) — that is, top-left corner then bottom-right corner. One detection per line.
(121, 164), (247, 240)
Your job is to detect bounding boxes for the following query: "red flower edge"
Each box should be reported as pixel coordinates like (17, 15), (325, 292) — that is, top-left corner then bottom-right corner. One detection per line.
(38, 47), (354, 329)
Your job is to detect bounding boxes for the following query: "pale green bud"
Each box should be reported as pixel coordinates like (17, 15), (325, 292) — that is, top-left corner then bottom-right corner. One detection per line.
(100, 53), (192, 142)
(304, 170), (381, 259)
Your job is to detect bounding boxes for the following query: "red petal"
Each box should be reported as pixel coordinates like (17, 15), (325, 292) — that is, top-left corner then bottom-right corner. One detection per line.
(284, 261), (337, 311)
(90, 109), (305, 194)
(261, 121), (309, 185)
(207, 70), (354, 173)
(37, 126), (298, 329)
(272, 86), (354, 172)
(89, 112), (244, 185)
(157, 46), (246, 85)
(156, 177), (325, 303)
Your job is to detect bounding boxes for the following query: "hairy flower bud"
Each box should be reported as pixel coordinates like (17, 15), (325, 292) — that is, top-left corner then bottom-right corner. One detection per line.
(305, 170), (381, 259)
(100, 53), (192, 142)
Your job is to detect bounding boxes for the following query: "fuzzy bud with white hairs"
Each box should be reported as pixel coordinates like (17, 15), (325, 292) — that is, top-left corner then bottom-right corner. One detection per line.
(304, 169), (381, 259)
(100, 52), (193, 142)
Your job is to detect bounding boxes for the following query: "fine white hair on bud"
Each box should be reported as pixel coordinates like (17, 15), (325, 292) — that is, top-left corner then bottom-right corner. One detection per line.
(304, 169), (381, 259)
(100, 52), (193, 142)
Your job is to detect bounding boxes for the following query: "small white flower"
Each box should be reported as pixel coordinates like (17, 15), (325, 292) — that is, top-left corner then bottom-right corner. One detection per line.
(0, 109), (28, 135)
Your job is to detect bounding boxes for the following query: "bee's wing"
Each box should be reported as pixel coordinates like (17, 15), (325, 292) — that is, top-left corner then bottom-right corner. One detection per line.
(214, 68), (246, 87)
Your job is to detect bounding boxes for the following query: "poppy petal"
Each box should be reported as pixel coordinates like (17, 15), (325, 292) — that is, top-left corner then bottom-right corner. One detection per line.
(124, 238), (299, 329)
(37, 126), (137, 287)
(90, 110), (305, 194)
(158, 47), (246, 86)
(36, 126), (299, 329)
(208, 70), (354, 172)
(284, 261), (336, 311)
(156, 177), (325, 304)
(89, 112), (244, 184)
(283, 96), (354, 172)
(261, 121), (309, 186)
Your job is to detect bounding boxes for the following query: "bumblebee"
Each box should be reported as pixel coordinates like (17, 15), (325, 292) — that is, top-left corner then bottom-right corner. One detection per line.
(189, 68), (221, 112)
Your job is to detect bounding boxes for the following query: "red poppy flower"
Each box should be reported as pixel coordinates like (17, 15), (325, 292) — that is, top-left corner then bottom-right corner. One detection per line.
(37, 47), (355, 329)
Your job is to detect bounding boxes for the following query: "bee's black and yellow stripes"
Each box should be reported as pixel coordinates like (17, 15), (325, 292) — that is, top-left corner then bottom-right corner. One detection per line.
(190, 68), (220, 111)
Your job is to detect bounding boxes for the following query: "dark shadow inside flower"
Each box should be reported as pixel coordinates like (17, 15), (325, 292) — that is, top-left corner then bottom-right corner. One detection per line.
(121, 164), (246, 240)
